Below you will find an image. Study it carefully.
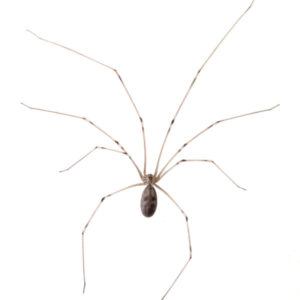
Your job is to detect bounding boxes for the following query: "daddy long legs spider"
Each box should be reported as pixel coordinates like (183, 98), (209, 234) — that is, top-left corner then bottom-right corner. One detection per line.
(22, 0), (279, 298)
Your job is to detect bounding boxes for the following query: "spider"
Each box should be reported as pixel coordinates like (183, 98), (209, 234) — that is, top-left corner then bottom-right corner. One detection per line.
(22, 0), (279, 299)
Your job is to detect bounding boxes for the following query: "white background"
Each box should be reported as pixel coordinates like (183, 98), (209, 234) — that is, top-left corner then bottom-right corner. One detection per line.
(0, 0), (299, 299)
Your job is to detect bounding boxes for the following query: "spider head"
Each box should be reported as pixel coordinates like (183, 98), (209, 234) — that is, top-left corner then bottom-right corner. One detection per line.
(142, 174), (157, 185)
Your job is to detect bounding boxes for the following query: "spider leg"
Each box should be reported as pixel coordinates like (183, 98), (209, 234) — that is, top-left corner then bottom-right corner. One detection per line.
(158, 104), (280, 178)
(81, 182), (144, 293)
(159, 159), (246, 190)
(154, 184), (192, 300)
(21, 102), (143, 178)
(154, 0), (256, 176)
(26, 29), (147, 176)
(59, 146), (129, 173)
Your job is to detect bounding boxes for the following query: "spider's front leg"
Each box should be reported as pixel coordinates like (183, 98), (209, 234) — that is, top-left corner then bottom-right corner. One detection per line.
(154, 0), (256, 177)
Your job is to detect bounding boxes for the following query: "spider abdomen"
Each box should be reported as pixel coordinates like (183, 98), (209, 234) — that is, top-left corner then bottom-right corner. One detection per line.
(141, 184), (157, 217)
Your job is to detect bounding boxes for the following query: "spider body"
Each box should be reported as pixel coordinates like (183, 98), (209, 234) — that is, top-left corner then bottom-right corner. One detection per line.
(141, 183), (158, 217)
(22, 1), (280, 299)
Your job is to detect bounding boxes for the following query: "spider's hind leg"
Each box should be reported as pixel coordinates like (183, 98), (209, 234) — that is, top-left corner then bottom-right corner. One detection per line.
(81, 182), (144, 293)
(154, 184), (192, 299)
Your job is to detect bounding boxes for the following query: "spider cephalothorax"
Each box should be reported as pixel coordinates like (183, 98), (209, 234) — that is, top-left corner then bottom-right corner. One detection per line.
(142, 173), (157, 184)
(23, 1), (280, 299)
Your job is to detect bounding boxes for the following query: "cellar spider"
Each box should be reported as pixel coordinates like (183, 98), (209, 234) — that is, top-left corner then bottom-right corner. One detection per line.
(22, 0), (279, 299)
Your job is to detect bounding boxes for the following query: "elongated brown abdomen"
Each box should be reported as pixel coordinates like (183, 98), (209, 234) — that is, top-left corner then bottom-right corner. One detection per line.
(141, 184), (157, 217)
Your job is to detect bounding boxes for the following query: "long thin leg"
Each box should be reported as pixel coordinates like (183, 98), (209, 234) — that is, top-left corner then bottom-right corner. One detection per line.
(154, 184), (192, 300)
(26, 29), (147, 176)
(154, 0), (256, 176)
(159, 159), (246, 190)
(82, 182), (144, 293)
(158, 104), (279, 178)
(59, 146), (126, 172)
(21, 102), (143, 178)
